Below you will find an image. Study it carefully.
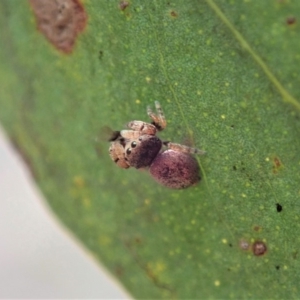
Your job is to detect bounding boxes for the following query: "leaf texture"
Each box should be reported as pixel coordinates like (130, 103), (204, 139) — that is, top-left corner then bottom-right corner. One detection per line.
(1, 0), (300, 298)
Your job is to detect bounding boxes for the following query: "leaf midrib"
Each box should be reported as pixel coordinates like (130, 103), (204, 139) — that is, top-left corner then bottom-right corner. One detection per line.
(206, 0), (300, 111)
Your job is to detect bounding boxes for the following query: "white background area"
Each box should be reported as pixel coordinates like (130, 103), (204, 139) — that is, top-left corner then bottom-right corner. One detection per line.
(0, 126), (130, 298)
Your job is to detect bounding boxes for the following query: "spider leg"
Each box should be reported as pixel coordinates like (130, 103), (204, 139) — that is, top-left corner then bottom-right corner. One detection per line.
(163, 141), (206, 155)
(120, 129), (142, 139)
(126, 121), (157, 135)
(147, 101), (167, 131)
(155, 101), (167, 129)
(107, 130), (121, 142)
(109, 141), (130, 169)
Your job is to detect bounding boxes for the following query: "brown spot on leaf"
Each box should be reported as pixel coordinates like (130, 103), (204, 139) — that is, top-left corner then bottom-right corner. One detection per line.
(119, 1), (129, 11)
(29, 0), (87, 54)
(274, 157), (281, 168)
(253, 241), (267, 256)
(286, 16), (296, 25)
(170, 10), (178, 17)
(253, 225), (261, 232)
(272, 156), (283, 174)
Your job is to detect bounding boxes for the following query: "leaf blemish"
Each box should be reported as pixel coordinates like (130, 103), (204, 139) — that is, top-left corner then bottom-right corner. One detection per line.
(276, 203), (283, 212)
(29, 0), (87, 54)
(286, 16), (296, 26)
(272, 156), (283, 174)
(170, 10), (178, 18)
(252, 241), (267, 256)
(239, 240), (250, 251)
(98, 50), (104, 60)
(253, 225), (261, 232)
(119, 1), (129, 11)
(274, 157), (282, 167)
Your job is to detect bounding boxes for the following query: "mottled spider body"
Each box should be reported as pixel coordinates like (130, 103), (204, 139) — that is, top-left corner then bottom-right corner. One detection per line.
(109, 101), (205, 189)
(124, 135), (162, 169)
(150, 150), (200, 189)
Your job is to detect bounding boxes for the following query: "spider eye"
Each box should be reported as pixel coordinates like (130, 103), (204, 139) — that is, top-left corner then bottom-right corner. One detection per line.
(131, 141), (137, 148)
(126, 148), (132, 155)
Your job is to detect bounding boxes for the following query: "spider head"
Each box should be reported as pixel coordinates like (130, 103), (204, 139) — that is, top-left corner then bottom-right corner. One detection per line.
(124, 135), (162, 169)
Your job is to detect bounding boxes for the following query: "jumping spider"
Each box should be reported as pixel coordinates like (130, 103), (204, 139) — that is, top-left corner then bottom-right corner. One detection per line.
(109, 101), (205, 189)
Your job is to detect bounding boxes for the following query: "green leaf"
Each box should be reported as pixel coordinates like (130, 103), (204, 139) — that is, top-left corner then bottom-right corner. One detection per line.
(1, 0), (300, 298)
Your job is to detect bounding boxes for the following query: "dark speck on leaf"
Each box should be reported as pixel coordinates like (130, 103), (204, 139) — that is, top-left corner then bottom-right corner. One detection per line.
(276, 203), (283, 212)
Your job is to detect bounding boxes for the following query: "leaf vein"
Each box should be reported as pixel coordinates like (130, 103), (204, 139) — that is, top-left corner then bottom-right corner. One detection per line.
(206, 0), (300, 111)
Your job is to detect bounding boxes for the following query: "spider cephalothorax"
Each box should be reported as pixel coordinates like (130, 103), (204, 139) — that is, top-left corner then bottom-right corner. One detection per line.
(109, 101), (205, 189)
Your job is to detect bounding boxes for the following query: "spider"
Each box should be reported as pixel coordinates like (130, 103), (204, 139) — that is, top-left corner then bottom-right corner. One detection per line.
(109, 101), (205, 189)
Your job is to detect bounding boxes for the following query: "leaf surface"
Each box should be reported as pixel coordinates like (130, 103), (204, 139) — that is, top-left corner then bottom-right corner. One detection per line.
(1, 0), (300, 298)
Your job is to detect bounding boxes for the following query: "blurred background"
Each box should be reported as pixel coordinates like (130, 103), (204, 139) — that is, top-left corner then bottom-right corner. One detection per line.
(0, 125), (130, 298)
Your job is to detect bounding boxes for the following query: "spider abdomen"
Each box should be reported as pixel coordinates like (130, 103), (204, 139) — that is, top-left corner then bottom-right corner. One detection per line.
(149, 150), (200, 189)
